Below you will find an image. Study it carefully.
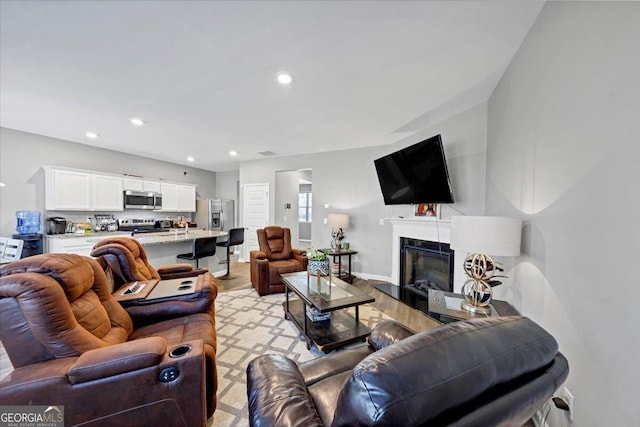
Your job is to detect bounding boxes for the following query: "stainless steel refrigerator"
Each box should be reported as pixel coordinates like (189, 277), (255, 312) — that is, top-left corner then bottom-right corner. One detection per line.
(195, 199), (235, 232)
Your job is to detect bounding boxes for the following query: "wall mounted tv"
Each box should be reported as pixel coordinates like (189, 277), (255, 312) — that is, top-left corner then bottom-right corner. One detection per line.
(374, 134), (454, 205)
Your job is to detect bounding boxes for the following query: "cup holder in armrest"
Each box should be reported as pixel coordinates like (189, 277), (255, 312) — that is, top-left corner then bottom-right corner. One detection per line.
(169, 344), (192, 358)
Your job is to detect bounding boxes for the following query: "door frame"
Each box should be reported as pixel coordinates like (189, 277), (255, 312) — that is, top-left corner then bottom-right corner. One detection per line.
(241, 182), (270, 262)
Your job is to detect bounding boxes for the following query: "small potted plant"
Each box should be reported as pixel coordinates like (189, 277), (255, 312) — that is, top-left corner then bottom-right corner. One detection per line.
(306, 248), (330, 277)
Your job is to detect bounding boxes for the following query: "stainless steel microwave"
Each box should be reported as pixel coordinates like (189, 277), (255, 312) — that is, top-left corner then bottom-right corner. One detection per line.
(123, 190), (162, 210)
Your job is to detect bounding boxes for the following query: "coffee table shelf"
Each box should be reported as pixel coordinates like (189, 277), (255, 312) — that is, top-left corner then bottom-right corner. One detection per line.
(284, 299), (372, 353)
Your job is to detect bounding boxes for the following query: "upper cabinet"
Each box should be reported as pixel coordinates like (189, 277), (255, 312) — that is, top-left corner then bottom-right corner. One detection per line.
(123, 178), (143, 191)
(160, 183), (180, 211)
(143, 180), (162, 193)
(123, 178), (162, 193)
(45, 168), (92, 210)
(178, 185), (196, 212)
(45, 166), (196, 212)
(91, 174), (123, 211)
(159, 183), (196, 212)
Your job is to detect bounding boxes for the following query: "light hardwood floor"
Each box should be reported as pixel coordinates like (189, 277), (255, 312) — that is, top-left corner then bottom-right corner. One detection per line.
(218, 260), (441, 332)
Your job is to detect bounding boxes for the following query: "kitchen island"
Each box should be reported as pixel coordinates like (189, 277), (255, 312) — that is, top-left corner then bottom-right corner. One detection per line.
(46, 229), (229, 276)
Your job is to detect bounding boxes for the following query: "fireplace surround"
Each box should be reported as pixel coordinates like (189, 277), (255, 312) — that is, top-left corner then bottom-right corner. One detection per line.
(374, 218), (463, 306)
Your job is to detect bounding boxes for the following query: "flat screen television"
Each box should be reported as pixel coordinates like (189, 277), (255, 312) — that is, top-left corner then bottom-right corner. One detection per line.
(374, 134), (454, 205)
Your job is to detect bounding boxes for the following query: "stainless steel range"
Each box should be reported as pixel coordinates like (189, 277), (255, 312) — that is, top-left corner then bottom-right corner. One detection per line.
(118, 218), (157, 235)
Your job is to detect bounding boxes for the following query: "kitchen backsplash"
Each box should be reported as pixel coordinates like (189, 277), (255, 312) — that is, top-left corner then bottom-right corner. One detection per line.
(44, 211), (194, 233)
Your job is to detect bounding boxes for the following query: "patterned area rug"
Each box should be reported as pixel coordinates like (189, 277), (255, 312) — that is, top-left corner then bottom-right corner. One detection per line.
(210, 287), (392, 427)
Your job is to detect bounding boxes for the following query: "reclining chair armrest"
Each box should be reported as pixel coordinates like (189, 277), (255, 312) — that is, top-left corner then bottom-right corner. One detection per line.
(299, 345), (374, 387)
(68, 337), (167, 384)
(251, 257), (271, 296)
(250, 250), (267, 260)
(0, 358), (77, 397)
(293, 251), (308, 268)
(247, 355), (323, 427)
(367, 320), (416, 351)
(157, 263), (209, 279)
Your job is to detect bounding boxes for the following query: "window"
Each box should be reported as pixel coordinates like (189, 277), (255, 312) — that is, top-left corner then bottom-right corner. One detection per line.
(298, 192), (312, 222)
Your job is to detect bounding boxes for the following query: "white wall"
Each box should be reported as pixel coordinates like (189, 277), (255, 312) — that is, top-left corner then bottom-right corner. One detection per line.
(0, 128), (217, 236)
(239, 102), (488, 278)
(486, 2), (640, 426)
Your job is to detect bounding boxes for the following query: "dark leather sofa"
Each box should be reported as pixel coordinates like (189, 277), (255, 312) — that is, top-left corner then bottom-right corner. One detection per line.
(247, 317), (569, 427)
(250, 226), (308, 295)
(0, 253), (218, 426)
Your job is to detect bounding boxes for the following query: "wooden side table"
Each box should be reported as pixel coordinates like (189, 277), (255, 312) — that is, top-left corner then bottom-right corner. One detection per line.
(320, 248), (357, 283)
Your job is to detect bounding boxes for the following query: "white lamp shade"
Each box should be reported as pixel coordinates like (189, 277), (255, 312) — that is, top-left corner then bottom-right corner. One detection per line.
(327, 213), (349, 229)
(451, 216), (522, 257)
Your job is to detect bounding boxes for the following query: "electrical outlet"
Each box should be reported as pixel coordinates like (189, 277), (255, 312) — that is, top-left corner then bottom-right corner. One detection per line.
(379, 218), (385, 225)
(563, 386), (575, 422)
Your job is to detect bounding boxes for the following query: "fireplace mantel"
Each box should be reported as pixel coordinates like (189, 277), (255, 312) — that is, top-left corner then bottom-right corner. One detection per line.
(388, 218), (463, 291)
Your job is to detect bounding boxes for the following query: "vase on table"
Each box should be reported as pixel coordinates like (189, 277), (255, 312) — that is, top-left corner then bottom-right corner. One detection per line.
(308, 259), (331, 298)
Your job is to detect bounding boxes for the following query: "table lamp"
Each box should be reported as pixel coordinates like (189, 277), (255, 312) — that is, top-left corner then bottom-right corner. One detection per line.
(450, 216), (522, 314)
(327, 213), (349, 250)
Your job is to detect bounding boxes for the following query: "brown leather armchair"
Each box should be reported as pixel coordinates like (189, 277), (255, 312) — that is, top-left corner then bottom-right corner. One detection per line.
(250, 226), (308, 295)
(0, 254), (217, 426)
(91, 236), (217, 326)
(247, 317), (569, 427)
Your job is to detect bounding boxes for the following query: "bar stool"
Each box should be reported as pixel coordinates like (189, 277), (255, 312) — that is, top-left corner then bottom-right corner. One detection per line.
(216, 228), (244, 280)
(177, 236), (217, 268)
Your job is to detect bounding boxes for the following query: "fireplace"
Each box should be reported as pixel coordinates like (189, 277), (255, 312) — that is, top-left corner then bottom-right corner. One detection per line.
(398, 237), (454, 313)
(373, 218), (460, 310)
(400, 237), (454, 293)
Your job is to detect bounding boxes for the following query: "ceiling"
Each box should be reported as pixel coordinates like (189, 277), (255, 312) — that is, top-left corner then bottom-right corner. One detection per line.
(0, 1), (544, 172)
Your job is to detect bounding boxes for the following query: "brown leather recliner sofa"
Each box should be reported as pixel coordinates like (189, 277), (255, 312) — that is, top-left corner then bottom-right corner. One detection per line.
(247, 317), (570, 427)
(250, 226), (308, 295)
(0, 253), (218, 426)
(90, 236), (217, 326)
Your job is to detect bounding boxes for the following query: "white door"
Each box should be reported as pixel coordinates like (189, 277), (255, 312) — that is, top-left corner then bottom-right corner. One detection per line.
(242, 183), (269, 261)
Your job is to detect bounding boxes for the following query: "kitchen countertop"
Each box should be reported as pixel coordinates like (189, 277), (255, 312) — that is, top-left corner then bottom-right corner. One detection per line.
(133, 230), (227, 246)
(45, 231), (130, 239)
(45, 229), (228, 246)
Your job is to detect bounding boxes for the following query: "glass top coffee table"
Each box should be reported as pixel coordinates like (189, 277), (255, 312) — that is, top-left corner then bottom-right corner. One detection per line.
(281, 271), (375, 353)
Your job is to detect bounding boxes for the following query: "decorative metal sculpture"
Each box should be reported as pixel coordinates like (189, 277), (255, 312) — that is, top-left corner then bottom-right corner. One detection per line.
(330, 227), (344, 250)
(460, 253), (504, 314)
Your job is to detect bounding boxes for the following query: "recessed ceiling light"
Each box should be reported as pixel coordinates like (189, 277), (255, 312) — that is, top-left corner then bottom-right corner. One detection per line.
(85, 132), (99, 139)
(276, 72), (293, 85)
(187, 157), (195, 162)
(0, 182), (6, 187)
(130, 118), (144, 126)
(229, 150), (238, 157)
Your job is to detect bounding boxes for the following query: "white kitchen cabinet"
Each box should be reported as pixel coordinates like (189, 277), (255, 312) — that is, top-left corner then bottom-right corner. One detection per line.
(178, 185), (196, 212)
(123, 178), (143, 191)
(143, 180), (162, 193)
(46, 235), (105, 256)
(45, 167), (123, 211)
(45, 167), (92, 210)
(91, 174), (123, 211)
(159, 183), (196, 212)
(123, 178), (162, 193)
(45, 166), (195, 212)
(160, 183), (180, 211)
